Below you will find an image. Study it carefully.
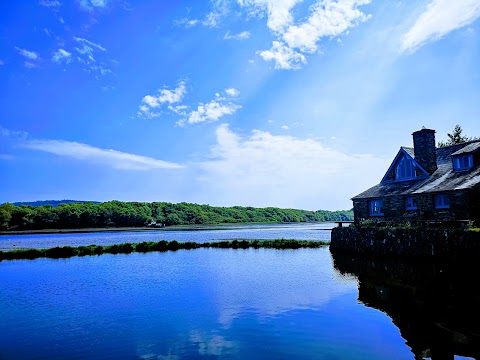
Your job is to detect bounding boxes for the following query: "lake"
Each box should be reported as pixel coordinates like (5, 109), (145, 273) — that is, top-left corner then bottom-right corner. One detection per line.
(1, 225), (479, 359)
(0, 223), (334, 251)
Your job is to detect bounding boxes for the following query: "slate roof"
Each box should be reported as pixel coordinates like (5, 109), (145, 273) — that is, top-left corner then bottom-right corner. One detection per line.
(451, 141), (480, 156)
(352, 140), (480, 200)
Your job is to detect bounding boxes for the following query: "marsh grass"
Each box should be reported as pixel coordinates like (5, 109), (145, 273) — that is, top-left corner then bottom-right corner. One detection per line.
(0, 239), (328, 261)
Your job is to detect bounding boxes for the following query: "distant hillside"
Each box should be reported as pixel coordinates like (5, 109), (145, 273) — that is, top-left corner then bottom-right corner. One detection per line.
(13, 200), (101, 207)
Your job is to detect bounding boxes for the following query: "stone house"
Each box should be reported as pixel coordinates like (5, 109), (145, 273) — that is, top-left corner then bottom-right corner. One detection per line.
(352, 128), (480, 223)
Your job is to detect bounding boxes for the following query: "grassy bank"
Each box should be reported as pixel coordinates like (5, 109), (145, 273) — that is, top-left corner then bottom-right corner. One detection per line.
(0, 239), (329, 261)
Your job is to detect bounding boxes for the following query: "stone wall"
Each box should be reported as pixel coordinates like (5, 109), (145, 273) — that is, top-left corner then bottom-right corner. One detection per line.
(330, 226), (480, 257)
(353, 190), (474, 222)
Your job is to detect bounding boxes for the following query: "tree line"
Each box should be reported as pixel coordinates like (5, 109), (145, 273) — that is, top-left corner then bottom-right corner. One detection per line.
(0, 201), (353, 231)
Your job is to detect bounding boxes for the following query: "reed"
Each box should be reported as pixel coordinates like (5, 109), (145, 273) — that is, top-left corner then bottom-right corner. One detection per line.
(0, 239), (328, 261)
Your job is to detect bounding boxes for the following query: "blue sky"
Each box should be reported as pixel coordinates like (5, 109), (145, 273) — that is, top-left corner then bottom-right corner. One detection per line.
(1, 0), (480, 210)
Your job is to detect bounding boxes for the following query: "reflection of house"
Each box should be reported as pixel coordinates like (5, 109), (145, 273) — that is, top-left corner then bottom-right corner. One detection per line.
(332, 252), (480, 360)
(352, 128), (480, 222)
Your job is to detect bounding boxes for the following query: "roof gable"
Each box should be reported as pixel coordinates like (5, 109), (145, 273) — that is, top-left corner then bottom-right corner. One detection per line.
(381, 147), (429, 183)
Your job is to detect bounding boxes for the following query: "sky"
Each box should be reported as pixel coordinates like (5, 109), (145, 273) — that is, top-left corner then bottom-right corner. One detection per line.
(1, 0), (480, 210)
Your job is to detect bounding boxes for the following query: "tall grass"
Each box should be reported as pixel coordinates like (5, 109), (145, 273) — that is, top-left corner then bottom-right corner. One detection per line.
(0, 239), (328, 261)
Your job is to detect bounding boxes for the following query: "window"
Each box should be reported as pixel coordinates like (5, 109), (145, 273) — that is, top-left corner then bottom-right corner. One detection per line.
(453, 155), (473, 171)
(434, 194), (450, 209)
(405, 197), (417, 210)
(396, 157), (415, 180)
(369, 199), (384, 216)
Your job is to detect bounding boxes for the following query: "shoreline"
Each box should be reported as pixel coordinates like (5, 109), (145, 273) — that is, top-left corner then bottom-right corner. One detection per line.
(0, 222), (337, 236)
(0, 227), (164, 236)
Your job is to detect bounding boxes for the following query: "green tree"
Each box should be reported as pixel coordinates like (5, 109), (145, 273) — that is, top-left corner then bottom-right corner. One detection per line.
(438, 125), (478, 147)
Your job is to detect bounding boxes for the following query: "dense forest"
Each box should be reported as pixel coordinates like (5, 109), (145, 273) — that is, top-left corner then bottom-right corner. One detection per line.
(0, 201), (353, 231)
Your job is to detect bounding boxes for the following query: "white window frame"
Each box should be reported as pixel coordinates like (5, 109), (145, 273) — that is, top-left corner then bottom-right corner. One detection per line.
(453, 154), (473, 171)
(369, 199), (384, 216)
(434, 194), (450, 209)
(395, 157), (415, 180)
(405, 197), (417, 210)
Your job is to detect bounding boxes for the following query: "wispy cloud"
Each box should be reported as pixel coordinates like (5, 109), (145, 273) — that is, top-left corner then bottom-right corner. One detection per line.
(52, 49), (72, 63)
(224, 31), (251, 40)
(0, 126), (182, 170)
(79, 0), (109, 10)
(402, 0), (480, 53)
(39, 0), (62, 7)
(0, 154), (15, 161)
(22, 139), (183, 170)
(69, 37), (112, 76)
(178, 0), (230, 28)
(74, 37), (107, 52)
(198, 124), (389, 210)
(15, 47), (39, 60)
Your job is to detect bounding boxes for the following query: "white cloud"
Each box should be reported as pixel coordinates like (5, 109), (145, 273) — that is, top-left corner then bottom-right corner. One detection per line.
(185, 100), (241, 125)
(15, 47), (39, 60)
(22, 139), (183, 170)
(71, 37), (112, 76)
(79, 0), (109, 10)
(198, 124), (389, 210)
(281, 0), (371, 53)
(52, 49), (72, 63)
(24, 62), (37, 68)
(239, 0), (302, 32)
(74, 37), (106, 64)
(402, 0), (480, 53)
(139, 81), (187, 118)
(1, 126), (178, 171)
(281, 125), (289, 130)
(179, 88), (241, 126)
(224, 31), (251, 40)
(179, 0), (230, 28)
(227, 0), (371, 69)
(225, 88), (240, 97)
(139, 84), (241, 125)
(258, 41), (306, 69)
(39, 0), (62, 7)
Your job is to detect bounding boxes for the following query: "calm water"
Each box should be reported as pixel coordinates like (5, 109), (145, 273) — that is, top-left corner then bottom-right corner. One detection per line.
(0, 223), (334, 251)
(1, 226), (479, 359)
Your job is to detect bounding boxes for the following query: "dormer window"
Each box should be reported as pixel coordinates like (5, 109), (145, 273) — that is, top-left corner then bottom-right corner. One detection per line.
(395, 157), (415, 180)
(453, 154), (473, 171)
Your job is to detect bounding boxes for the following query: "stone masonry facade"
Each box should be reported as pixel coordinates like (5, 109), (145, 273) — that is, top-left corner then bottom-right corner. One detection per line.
(353, 189), (480, 223)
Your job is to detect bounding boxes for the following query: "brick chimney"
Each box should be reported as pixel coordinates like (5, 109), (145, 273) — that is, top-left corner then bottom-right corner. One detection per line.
(412, 128), (437, 174)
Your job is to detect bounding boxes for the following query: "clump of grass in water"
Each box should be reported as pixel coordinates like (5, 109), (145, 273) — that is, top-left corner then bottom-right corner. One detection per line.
(0, 239), (328, 261)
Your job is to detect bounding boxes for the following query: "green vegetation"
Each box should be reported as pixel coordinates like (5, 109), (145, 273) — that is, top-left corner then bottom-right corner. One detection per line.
(0, 239), (329, 261)
(437, 125), (479, 147)
(0, 201), (353, 231)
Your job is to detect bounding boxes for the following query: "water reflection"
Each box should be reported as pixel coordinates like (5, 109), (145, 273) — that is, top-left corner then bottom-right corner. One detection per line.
(332, 252), (480, 360)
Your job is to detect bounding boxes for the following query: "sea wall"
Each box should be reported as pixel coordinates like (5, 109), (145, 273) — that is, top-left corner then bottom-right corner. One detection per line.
(330, 227), (480, 257)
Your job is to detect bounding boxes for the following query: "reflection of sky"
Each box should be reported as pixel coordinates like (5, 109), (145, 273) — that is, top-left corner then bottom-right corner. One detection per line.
(197, 248), (357, 327)
(0, 223), (334, 250)
(0, 247), (413, 359)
